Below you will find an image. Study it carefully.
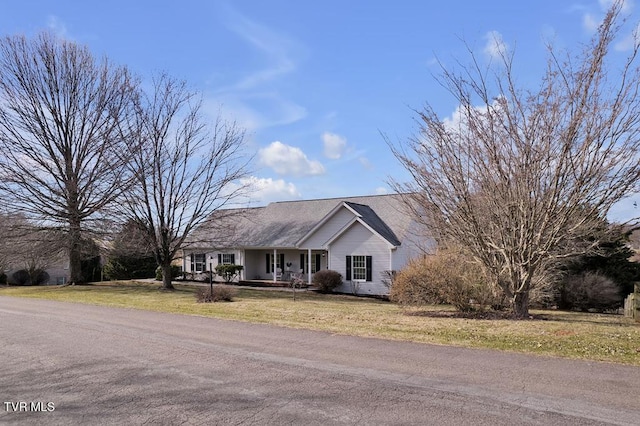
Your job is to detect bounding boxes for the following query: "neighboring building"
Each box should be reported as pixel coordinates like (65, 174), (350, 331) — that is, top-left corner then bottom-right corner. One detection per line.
(183, 194), (433, 296)
(5, 252), (71, 285)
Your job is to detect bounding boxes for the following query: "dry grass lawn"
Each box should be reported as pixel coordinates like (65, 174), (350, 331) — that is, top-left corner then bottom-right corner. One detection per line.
(1, 280), (639, 365)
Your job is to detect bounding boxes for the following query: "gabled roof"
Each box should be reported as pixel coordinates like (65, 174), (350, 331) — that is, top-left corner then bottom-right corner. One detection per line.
(186, 194), (414, 249)
(343, 202), (401, 246)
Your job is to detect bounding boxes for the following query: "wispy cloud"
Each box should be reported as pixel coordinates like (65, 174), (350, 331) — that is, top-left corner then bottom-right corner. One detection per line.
(47, 15), (70, 39)
(223, 14), (297, 92)
(582, 0), (634, 34)
(599, 0), (633, 13)
(209, 5), (307, 131)
(359, 157), (374, 170)
(483, 30), (508, 59)
(615, 22), (640, 50)
(258, 141), (325, 177)
(374, 186), (388, 195)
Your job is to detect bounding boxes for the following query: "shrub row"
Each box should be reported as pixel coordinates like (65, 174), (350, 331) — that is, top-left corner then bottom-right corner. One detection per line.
(10, 269), (50, 286)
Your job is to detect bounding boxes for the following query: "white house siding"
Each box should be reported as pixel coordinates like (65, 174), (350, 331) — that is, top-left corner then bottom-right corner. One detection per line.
(47, 267), (71, 285)
(328, 221), (393, 296)
(391, 222), (437, 271)
(300, 206), (355, 249)
(243, 250), (262, 280)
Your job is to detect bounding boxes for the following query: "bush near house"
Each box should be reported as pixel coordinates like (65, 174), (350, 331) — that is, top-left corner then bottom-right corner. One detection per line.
(103, 255), (157, 280)
(11, 269), (49, 286)
(215, 264), (244, 283)
(312, 269), (342, 293)
(390, 248), (496, 312)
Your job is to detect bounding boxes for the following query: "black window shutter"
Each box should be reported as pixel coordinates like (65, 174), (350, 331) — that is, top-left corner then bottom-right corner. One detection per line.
(366, 256), (372, 281)
(300, 253), (305, 273)
(218, 254), (222, 264)
(279, 253), (285, 270)
(190, 254), (194, 272)
(314, 254), (321, 273)
(266, 253), (270, 273)
(230, 254), (235, 264)
(346, 256), (351, 281)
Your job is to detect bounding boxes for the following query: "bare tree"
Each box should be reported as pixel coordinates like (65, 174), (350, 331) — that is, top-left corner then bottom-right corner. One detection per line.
(0, 32), (137, 283)
(122, 74), (250, 290)
(390, 1), (640, 318)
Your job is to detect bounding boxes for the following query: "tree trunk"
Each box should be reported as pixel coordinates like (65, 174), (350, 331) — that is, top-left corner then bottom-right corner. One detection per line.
(512, 291), (530, 319)
(161, 263), (175, 290)
(68, 220), (84, 284)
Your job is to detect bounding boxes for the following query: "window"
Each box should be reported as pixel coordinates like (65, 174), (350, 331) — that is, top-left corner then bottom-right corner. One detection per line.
(266, 253), (285, 273)
(193, 253), (206, 272)
(346, 255), (372, 282)
(218, 253), (235, 265)
(300, 253), (321, 273)
(352, 255), (366, 280)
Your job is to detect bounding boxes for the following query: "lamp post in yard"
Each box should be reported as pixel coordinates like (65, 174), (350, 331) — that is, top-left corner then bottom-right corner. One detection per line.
(209, 256), (214, 296)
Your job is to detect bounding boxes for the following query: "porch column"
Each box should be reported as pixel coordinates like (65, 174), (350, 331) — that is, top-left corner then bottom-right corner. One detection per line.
(307, 248), (312, 284)
(239, 250), (244, 281)
(273, 249), (277, 283)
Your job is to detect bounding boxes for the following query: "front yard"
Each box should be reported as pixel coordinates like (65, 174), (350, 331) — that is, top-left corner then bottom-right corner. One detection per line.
(1, 281), (638, 365)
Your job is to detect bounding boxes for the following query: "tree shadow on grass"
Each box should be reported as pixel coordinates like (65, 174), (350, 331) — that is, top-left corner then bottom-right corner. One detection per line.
(405, 307), (638, 326)
(404, 309), (548, 321)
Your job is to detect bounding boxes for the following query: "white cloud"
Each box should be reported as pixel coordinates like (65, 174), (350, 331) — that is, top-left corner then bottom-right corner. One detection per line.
(241, 176), (301, 204)
(483, 30), (508, 59)
(322, 132), (347, 159)
(442, 99), (505, 133)
(258, 141), (325, 176)
(374, 186), (388, 195)
(442, 104), (467, 131)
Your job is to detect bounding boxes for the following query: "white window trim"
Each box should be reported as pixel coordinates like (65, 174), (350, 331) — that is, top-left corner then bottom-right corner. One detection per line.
(194, 253), (206, 272)
(351, 255), (367, 282)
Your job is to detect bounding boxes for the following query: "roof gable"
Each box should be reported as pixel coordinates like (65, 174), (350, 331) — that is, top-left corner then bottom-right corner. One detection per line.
(343, 202), (401, 246)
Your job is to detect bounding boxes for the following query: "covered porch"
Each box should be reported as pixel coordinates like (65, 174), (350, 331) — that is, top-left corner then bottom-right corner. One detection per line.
(242, 248), (328, 284)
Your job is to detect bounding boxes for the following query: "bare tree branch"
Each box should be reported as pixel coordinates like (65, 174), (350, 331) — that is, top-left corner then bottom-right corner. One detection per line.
(121, 73), (251, 289)
(0, 32), (137, 283)
(390, 1), (640, 317)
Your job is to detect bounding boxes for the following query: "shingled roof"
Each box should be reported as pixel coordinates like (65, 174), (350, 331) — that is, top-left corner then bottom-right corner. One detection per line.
(343, 202), (401, 246)
(187, 194), (412, 249)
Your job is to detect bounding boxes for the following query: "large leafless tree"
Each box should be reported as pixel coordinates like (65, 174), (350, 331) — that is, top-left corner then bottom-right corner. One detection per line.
(0, 32), (137, 283)
(122, 74), (250, 290)
(391, 1), (640, 317)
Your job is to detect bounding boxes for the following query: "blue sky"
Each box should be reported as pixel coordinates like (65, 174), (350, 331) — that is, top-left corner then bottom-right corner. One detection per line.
(1, 0), (639, 221)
